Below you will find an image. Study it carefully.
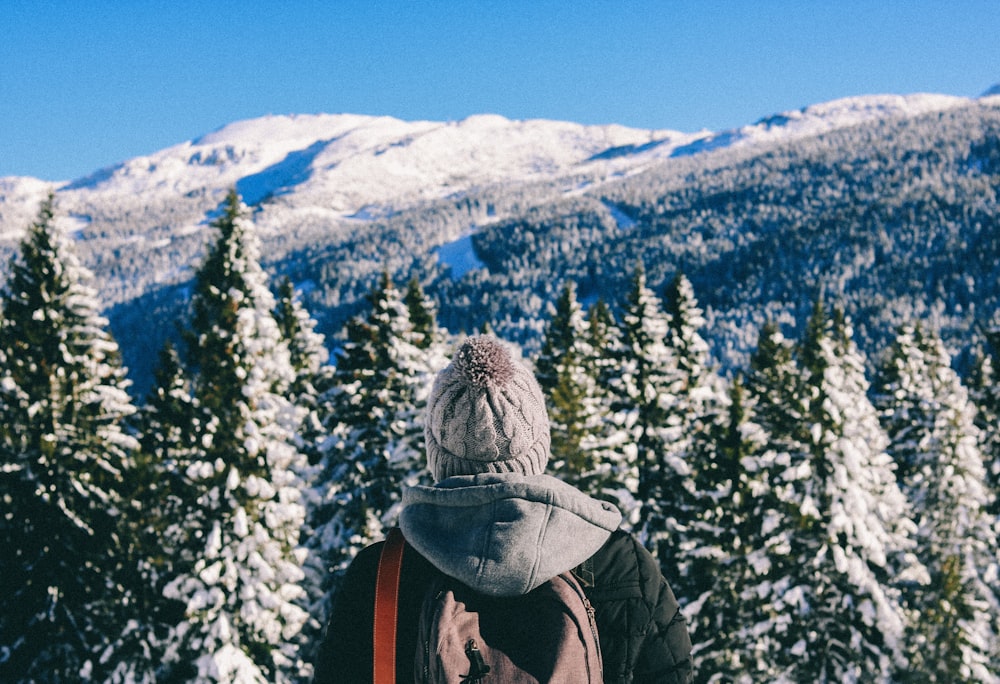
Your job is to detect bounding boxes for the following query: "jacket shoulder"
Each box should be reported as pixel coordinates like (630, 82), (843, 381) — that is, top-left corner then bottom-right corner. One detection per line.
(313, 538), (439, 684)
(587, 529), (660, 593)
(584, 530), (693, 684)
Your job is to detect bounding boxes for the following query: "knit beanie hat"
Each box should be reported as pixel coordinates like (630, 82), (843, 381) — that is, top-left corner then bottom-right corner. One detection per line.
(425, 335), (551, 481)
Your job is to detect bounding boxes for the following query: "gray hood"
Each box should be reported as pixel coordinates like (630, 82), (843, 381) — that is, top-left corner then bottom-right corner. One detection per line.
(399, 473), (622, 597)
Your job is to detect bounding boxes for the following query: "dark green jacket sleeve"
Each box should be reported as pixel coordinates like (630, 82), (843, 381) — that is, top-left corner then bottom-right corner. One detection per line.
(313, 540), (437, 684)
(312, 543), (382, 684)
(585, 530), (694, 684)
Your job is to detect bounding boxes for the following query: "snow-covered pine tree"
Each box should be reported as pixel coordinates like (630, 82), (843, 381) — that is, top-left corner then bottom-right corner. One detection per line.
(581, 298), (637, 515)
(403, 276), (440, 352)
(272, 275), (334, 470)
(535, 281), (584, 393)
(535, 281), (616, 494)
(273, 276), (332, 413)
(967, 315), (1000, 520)
(139, 342), (201, 488)
(160, 190), (310, 683)
(103, 342), (197, 683)
(689, 374), (782, 682)
(876, 323), (1000, 681)
(783, 299), (918, 682)
(663, 272), (715, 400)
(400, 275), (451, 465)
(966, 330), (1000, 662)
(271, 276), (336, 671)
(661, 272), (730, 604)
(309, 272), (434, 625)
(0, 196), (139, 683)
(745, 321), (812, 454)
(614, 263), (689, 568)
(717, 320), (820, 682)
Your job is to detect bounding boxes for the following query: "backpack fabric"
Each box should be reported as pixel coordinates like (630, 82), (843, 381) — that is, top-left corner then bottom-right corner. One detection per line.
(414, 570), (604, 683)
(314, 528), (692, 684)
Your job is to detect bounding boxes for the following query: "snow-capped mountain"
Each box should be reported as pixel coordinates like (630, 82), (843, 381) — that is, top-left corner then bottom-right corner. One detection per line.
(2, 114), (689, 244)
(1, 90), (997, 393)
(0, 92), (971, 243)
(67, 115), (681, 214)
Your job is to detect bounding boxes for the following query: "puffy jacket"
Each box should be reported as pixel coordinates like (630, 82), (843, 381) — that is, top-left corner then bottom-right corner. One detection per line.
(313, 473), (693, 683)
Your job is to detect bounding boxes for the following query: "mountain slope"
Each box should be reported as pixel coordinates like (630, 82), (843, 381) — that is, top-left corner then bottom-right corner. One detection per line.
(1, 93), (968, 243)
(0, 93), (996, 392)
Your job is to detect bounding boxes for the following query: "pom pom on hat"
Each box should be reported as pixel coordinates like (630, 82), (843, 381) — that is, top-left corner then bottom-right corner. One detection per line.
(424, 335), (550, 481)
(452, 335), (517, 387)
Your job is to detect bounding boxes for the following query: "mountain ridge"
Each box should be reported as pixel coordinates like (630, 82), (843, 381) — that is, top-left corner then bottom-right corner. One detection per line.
(1, 92), (972, 201)
(1, 91), (997, 393)
(0, 92), (972, 251)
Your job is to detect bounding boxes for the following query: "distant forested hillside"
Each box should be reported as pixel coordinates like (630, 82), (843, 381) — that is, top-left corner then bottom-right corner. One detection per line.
(452, 100), (1000, 370)
(4, 100), (997, 392)
(252, 100), (1000, 381)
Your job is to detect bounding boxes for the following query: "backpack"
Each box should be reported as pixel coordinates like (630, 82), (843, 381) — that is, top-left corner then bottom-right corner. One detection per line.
(374, 528), (604, 684)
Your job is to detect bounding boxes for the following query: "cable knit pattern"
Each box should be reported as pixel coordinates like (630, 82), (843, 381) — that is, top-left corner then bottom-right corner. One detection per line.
(425, 335), (550, 481)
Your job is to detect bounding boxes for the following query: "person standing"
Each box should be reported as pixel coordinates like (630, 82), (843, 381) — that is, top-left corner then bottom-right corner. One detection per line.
(314, 335), (693, 683)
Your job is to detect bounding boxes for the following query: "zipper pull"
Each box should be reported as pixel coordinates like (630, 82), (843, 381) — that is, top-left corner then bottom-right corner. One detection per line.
(462, 639), (491, 683)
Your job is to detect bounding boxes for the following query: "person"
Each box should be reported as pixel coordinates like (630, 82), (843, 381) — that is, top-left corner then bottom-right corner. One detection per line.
(313, 335), (693, 683)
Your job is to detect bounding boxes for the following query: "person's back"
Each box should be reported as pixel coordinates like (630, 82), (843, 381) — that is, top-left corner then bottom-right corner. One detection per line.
(313, 335), (693, 683)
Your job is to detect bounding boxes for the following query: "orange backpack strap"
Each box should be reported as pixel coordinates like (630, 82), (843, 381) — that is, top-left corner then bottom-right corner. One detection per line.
(374, 527), (406, 684)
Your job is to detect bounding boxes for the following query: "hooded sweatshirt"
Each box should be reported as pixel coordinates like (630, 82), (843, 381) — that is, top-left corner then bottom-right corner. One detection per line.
(313, 475), (692, 684)
(399, 472), (623, 597)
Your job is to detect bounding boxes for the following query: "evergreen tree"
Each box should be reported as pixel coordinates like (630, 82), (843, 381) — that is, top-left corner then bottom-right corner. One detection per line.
(745, 321), (812, 451)
(309, 272), (438, 624)
(272, 276), (333, 466)
(0, 197), (139, 682)
(967, 316), (1000, 520)
(271, 277), (335, 669)
(689, 375), (778, 681)
(966, 324), (1000, 664)
(781, 299), (918, 681)
(583, 298), (637, 517)
(877, 323), (1000, 681)
(160, 190), (310, 683)
(661, 272), (729, 604)
(273, 277), (332, 406)
(104, 342), (195, 683)
(716, 321), (819, 682)
(140, 342), (201, 477)
(403, 276), (437, 351)
(688, 322), (822, 681)
(536, 282), (608, 489)
(663, 272), (714, 395)
(614, 263), (688, 566)
(399, 276), (451, 453)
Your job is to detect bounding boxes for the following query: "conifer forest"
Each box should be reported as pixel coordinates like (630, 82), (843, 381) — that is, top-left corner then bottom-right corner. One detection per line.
(2, 99), (1000, 683)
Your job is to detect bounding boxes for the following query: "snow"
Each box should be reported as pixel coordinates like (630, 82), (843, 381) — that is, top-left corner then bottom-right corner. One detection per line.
(737, 93), (966, 147)
(0, 176), (57, 239)
(603, 201), (637, 230)
(435, 232), (486, 279)
(0, 92), (983, 248)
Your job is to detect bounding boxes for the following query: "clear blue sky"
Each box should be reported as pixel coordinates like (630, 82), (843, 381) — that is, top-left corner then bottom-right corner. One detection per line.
(3, 0), (998, 181)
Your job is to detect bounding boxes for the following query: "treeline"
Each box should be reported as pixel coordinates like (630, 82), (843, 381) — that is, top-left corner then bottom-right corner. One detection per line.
(90, 99), (1000, 394)
(1, 192), (999, 682)
(450, 101), (1000, 369)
